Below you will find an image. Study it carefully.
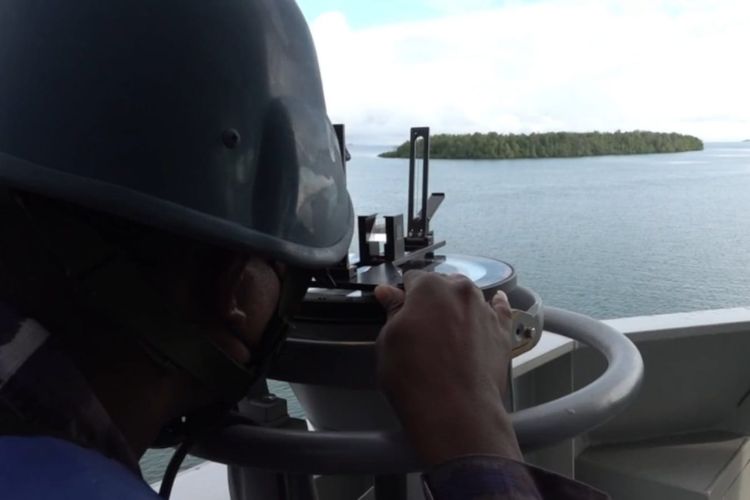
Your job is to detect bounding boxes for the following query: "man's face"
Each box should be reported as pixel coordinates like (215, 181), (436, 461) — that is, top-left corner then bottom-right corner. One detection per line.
(200, 257), (284, 365)
(145, 241), (284, 368)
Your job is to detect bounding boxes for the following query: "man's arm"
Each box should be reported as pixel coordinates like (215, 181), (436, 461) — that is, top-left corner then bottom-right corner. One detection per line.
(375, 272), (521, 464)
(375, 272), (608, 499)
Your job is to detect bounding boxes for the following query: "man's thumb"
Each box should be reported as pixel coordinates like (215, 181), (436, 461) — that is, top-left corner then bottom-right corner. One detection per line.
(374, 285), (405, 319)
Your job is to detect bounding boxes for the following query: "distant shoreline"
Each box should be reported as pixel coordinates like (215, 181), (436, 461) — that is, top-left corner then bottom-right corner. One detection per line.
(379, 131), (704, 160)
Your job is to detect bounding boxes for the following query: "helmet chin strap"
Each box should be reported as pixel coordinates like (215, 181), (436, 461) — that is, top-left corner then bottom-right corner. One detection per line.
(4, 190), (310, 404)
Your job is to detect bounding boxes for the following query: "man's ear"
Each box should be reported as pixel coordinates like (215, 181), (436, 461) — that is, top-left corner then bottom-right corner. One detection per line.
(217, 256), (250, 329)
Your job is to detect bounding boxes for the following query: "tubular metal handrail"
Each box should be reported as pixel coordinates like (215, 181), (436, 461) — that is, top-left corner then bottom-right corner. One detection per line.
(193, 303), (644, 475)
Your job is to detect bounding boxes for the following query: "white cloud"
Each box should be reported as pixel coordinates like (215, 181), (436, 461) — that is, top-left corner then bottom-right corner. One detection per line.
(310, 0), (750, 143)
(420, 0), (499, 15)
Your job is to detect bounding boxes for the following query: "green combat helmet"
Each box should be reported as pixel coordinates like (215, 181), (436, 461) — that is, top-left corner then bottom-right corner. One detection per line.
(0, 0), (354, 401)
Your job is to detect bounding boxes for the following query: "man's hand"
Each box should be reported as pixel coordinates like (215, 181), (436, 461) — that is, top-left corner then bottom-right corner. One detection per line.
(375, 271), (522, 466)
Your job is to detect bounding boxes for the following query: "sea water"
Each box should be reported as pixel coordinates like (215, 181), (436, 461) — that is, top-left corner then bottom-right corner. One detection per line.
(141, 142), (750, 483)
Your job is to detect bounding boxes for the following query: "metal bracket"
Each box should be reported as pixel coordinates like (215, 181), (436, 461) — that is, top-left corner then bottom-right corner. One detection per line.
(315, 126), (446, 290)
(406, 127), (445, 252)
(511, 303), (543, 357)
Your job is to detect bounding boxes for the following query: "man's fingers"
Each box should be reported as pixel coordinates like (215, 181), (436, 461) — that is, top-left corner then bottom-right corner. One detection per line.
(492, 290), (513, 320)
(401, 270), (429, 291)
(446, 273), (486, 301)
(374, 285), (406, 320)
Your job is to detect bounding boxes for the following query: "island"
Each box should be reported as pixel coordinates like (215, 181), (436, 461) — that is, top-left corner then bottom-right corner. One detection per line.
(379, 131), (704, 160)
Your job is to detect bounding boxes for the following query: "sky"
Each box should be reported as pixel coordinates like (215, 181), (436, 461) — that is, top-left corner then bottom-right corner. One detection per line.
(297, 0), (749, 144)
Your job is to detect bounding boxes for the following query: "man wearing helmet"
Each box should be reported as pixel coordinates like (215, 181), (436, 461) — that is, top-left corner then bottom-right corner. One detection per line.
(0, 0), (604, 498)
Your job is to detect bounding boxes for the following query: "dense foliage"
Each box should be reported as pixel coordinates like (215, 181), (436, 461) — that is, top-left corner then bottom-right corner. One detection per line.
(379, 131), (704, 159)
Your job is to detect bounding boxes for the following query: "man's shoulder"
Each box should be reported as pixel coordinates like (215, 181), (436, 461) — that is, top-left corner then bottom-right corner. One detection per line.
(0, 435), (159, 499)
